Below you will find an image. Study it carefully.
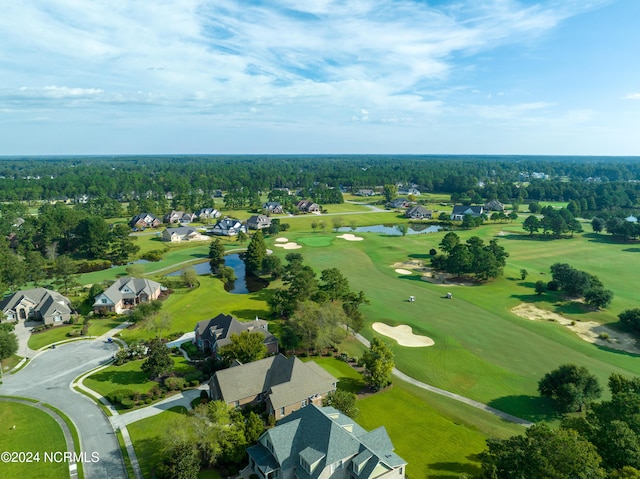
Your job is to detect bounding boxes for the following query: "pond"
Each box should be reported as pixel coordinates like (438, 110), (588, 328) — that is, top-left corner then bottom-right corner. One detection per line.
(166, 253), (267, 294)
(337, 224), (442, 235)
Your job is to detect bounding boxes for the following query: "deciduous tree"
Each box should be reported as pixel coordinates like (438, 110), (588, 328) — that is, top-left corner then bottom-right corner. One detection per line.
(360, 338), (394, 390)
(538, 364), (602, 412)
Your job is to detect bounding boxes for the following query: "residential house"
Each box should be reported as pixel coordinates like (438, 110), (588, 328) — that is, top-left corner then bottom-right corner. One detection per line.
(405, 205), (432, 219)
(398, 187), (421, 196)
(1, 288), (73, 325)
(296, 200), (321, 213)
(210, 218), (247, 236)
(483, 199), (505, 212)
(161, 226), (206, 242)
(389, 198), (410, 209)
(197, 208), (221, 220)
(93, 277), (162, 314)
(213, 189), (224, 197)
(194, 313), (278, 355)
(209, 354), (337, 419)
(450, 205), (484, 221)
(272, 187), (293, 195)
(247, 405), (407, 479)
(355, 189), (376, 197)
(163, 210), (196, 224)
(263, 202), (284, 214)
(129, 212), (161, 230)
(247, 215), (272, 230)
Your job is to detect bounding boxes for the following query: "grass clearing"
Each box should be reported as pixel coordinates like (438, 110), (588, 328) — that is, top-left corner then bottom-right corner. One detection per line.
(83, 356), (195, 401)
(27, 318), (123, 350)
(0, 401), (68, 479)
(297, 236), (334, 247)
(306, 357), (365, 394)
(128, 406), (188, 479)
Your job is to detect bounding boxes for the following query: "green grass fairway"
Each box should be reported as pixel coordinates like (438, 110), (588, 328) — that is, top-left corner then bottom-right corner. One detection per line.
(128, 406), (188, 479)
(291, 224), (640, 420)
(0, 401), (68, 479)
(357, 381), (523, 479)
(297, 236), (334, 247)
(309, 357), (522, 479)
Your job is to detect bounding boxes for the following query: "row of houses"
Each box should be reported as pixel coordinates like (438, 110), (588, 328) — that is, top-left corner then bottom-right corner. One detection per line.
(130, 208), (222, 230)
(1, 282), (407, 478)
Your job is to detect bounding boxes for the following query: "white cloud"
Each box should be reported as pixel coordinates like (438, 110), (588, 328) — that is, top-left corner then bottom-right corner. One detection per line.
(624, 93), (640, 100)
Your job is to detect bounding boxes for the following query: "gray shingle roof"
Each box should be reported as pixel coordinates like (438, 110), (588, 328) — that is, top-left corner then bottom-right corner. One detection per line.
(211, 354), (335, 409)
(195, 314), (276, 348)
(1, 288), (71, 318)
(248, 405), (407, 479)
(94, 277), (161, 306)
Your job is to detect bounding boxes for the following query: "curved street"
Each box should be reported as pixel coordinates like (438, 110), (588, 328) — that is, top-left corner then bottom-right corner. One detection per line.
(0, 340), (125, 479)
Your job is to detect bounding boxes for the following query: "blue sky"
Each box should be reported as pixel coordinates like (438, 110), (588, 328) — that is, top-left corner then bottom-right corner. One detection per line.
(1, 0), (639, 155)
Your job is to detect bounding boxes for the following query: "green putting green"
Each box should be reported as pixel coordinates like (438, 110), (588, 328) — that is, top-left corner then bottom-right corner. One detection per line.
(297, 236), (334, 247)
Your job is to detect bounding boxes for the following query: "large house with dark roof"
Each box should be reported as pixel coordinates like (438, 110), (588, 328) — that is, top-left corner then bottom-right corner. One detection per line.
(0, 288), (73, 325)
(209, 354), (337, 419)
(450, 205), (484, 221)
(194, 313), (278, 355)
(93, 277), (162, 314)
(405, 205), (432, 219)
(129, 212), (161, 230)
(247, 405), (406, 479)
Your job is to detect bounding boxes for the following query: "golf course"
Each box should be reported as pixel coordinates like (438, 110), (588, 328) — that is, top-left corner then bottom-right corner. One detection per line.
(77, 207), (640, 478)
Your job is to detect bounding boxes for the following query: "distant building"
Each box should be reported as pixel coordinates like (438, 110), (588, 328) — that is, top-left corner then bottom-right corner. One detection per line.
(451, 205), (484, 221)
(93, 277), (161, 314)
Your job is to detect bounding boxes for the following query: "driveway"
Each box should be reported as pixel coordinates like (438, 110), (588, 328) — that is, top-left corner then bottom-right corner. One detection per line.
(12, 319), (38, 358)
(0, 340), (126, 479)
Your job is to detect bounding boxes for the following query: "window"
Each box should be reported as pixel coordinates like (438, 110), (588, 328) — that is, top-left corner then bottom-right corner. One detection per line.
(301, 399), (307, 407)
(331, 460), (344, 473)
(101, 299), (108, 304)
(234, 400), (240, 408)
(279, 407), (285, 416)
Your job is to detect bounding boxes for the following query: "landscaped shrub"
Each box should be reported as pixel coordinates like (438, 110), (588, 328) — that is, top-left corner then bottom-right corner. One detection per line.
(120, 398), (135, 409)
(547, 280), (560, 291)
(164, 377), (186, 391)
(184, 371), (204, 384)
(107, 389), (135, 404)
(200, 390), (209, 400)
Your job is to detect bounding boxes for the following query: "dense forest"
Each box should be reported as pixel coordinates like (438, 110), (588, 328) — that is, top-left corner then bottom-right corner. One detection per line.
(1, 155), (640, 210)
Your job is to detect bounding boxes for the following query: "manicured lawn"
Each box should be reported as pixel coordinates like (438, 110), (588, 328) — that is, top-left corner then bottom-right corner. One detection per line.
(0, 401), (68, 479)
(297, 236), (334, 247)
(27, 318), (123, 350)
(307, 357), (365, 394)
(83, 356), (195, 400)
(1, 354), (23, 373)
(118, 275), (270, 343)
(128, 406), (188, 479)
(291, 224), (640, 420)
(356, 380), (524, 479)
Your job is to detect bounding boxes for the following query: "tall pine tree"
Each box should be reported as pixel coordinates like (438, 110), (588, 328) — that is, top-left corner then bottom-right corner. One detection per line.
(244, 230), (267, 273)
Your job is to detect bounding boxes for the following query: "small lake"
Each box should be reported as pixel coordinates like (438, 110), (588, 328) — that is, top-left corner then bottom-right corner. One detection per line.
(166, 253), (267, 294)
(337, 224), (442, 235)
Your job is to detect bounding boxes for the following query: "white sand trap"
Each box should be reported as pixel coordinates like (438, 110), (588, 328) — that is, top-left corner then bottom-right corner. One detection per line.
(395, 268), (413, 275)
(275, 237), (289, 243)
(274, 242), (302, 250)
(337, 233), (364, 241)
(372, 322), (435, 347)
(511, 303), (640, 355)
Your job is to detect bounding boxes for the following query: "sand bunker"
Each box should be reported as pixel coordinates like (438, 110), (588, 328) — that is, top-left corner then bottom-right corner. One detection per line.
(337, 233), (364, 241)
(274, 242), (302, 250)
(511, 303), (640, 355)
(392, 261), (475, 286)
(395, 268), (413, 275)
(275, 237), (289, 243)
(372, 322), (435, 347)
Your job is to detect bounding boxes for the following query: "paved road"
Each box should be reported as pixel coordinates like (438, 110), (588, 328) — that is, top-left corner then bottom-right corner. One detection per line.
(0, 340), (126, 479)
